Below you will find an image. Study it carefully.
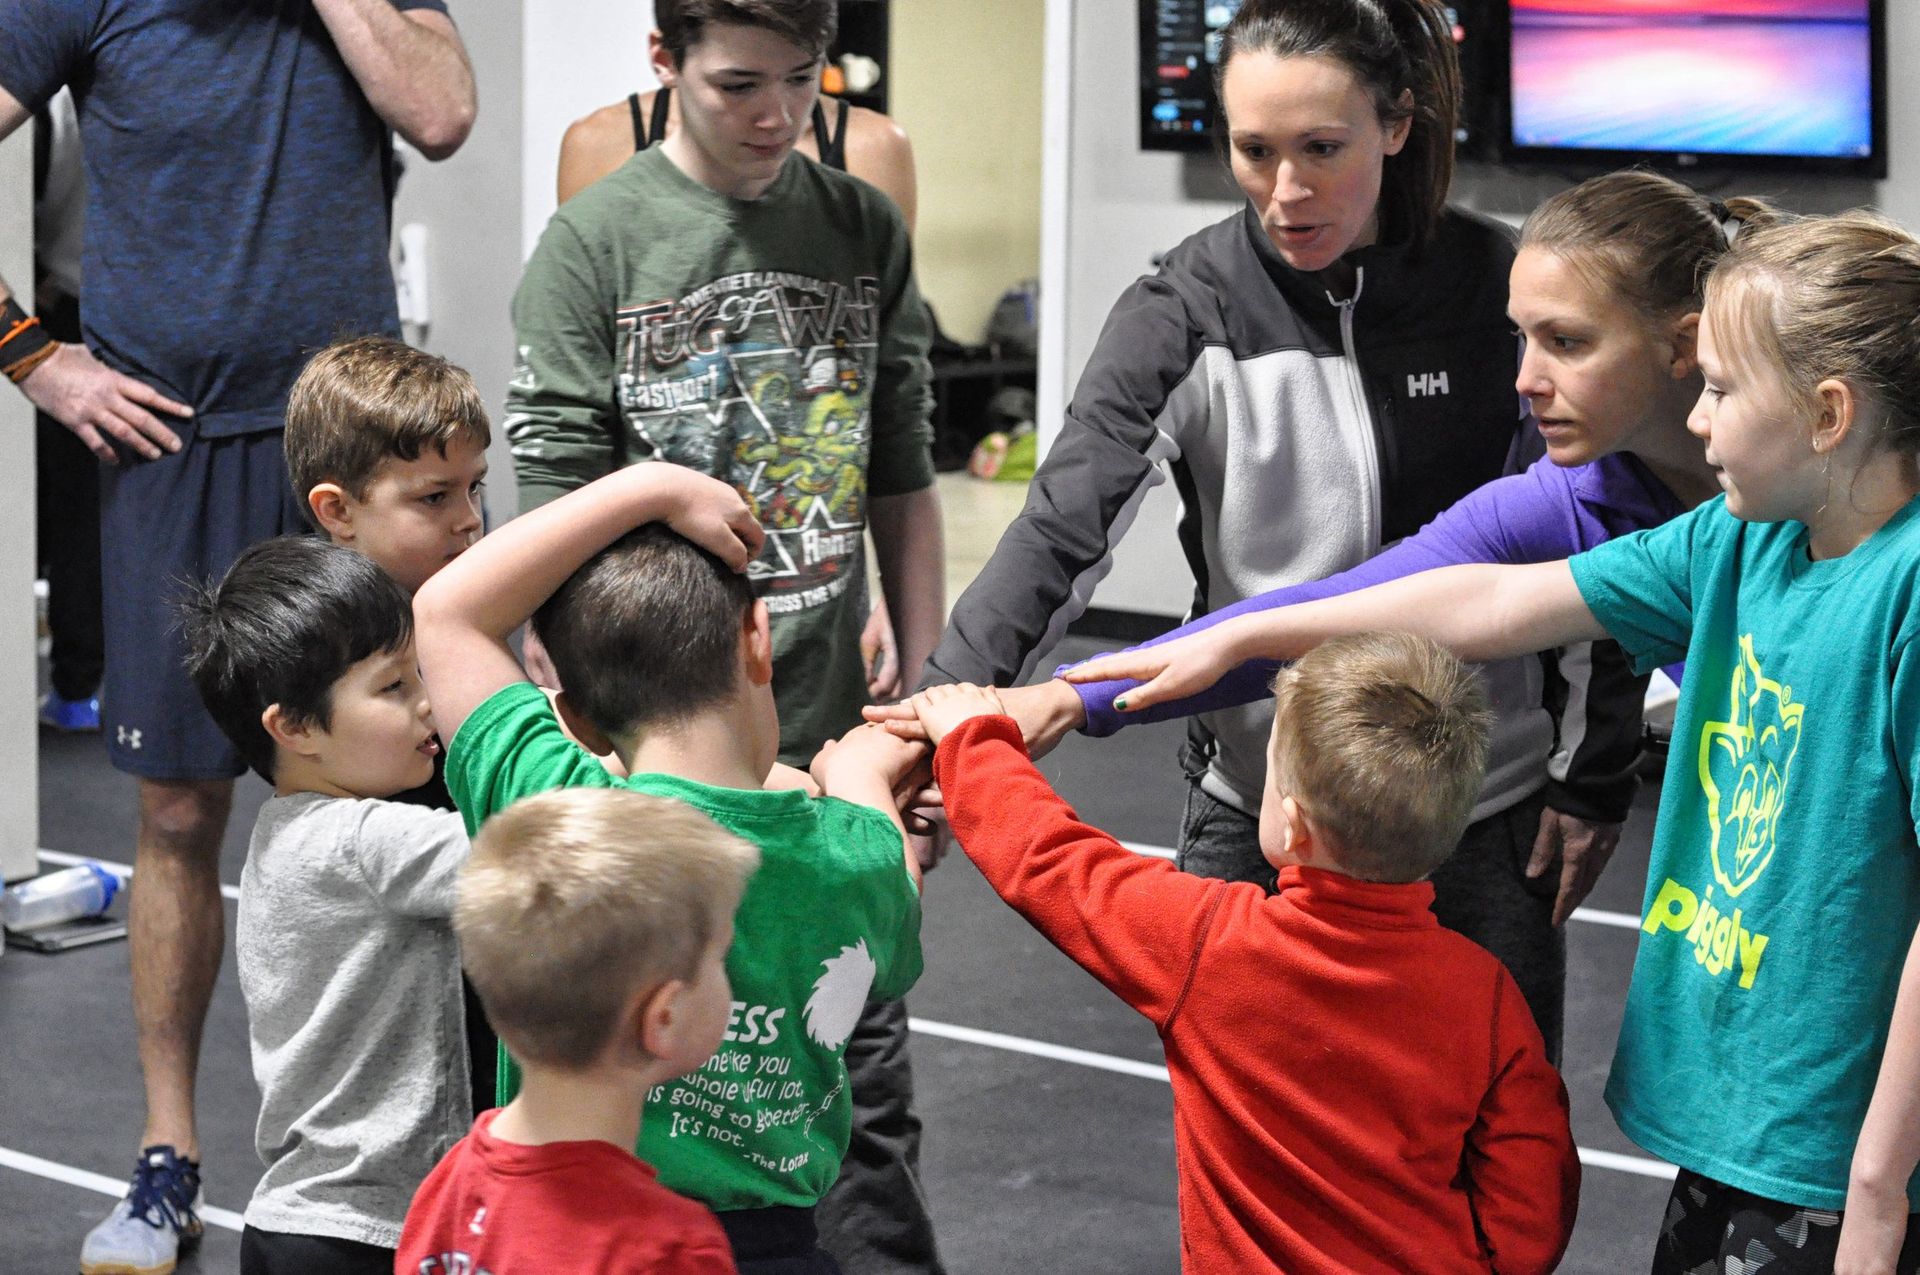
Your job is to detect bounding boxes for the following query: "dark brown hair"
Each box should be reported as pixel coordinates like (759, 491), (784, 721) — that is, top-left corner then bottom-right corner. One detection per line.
(1521, 170), (1773, 322)
(284, 335), (491, 525)
(1216, 0), (1460, 249)
(655, 0), (837, 64)
(531, 524), (757, 743)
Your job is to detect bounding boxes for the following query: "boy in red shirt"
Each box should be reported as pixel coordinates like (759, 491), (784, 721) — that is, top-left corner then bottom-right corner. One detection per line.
(902, 633), (1580, 1274)
(395, 787), (760, 1274)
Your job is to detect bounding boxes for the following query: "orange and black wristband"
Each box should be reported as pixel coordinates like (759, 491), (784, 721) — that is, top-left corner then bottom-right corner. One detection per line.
(0, 296), (57, 383)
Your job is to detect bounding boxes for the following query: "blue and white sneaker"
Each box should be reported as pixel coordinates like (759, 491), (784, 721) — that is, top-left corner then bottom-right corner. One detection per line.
(79, 1146), (203, 1275)
(38, 691), (101, 733)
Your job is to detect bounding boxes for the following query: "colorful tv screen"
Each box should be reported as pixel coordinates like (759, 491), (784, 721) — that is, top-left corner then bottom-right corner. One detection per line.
(1507, 1), (1882, 173)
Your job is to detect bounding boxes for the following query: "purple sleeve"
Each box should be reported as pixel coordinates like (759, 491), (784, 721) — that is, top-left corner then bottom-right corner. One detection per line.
(1067, 461), (1585, 735)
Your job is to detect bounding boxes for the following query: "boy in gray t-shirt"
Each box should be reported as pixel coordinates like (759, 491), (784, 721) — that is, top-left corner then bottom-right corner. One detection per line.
(182, 536), (469, 1275)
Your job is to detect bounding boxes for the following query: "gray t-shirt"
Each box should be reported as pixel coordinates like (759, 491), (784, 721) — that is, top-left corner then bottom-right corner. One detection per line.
(237, 792), (470, 1246)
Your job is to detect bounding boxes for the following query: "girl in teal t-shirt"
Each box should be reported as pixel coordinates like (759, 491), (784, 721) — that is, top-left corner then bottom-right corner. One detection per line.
(1050, 210), (1920, 1272)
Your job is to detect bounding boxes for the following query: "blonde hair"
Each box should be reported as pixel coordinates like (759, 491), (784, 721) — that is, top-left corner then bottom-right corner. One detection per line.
(284, 335), (492, 524)
(1520, 170), (1773, 322)
(456, 788), (759, 1069)
(1267, 632), (1490, 883)
(1704, 208), (1920, 460)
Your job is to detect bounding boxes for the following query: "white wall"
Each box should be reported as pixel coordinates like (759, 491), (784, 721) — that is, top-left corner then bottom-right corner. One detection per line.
(1042, 0), (1918, 619)
(520, 0), (658, 260)
(392, 0), (659, 525)
(0, 129), (39, 881)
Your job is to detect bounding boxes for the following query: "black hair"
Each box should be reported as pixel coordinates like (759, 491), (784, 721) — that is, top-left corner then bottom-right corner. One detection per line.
(178, 536), (415, 783)
(531, 524), (756, 743)
(1216, 0), (1461, 249)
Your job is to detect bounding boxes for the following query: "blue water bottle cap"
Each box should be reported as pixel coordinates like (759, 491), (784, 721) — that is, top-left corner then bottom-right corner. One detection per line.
(84, 862), (121, 914)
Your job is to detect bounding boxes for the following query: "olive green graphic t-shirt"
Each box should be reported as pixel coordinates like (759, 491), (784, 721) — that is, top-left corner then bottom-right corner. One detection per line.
(447, 682), (924, 1211)
(506, 146), (936, 761)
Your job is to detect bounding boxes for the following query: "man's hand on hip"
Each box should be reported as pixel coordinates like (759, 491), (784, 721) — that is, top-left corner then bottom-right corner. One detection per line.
(20, 343), (189, 463)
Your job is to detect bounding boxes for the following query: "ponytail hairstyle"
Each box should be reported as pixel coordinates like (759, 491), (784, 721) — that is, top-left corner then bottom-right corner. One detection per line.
(1705, 209), (1920, 461)
(1215, 0), (1460, 249)
(1520, 170), (1774, 323)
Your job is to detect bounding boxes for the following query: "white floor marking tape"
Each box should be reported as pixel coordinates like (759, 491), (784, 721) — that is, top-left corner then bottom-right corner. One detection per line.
(0, 1145), (246, 1231)
(908, 1025), (1679, 1182)
(1577, 1147), (1678, 1180)
(11, 863), (1669, 1192)
(40, 850), (242, 903)
(1117, 843), (1643, 931)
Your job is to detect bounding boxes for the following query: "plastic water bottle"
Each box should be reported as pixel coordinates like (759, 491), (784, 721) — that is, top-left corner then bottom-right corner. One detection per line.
(2, 863), (120, 931)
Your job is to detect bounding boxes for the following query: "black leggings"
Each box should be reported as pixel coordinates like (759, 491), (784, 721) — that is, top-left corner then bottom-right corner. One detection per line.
(1653, 1169), (1920, 1274)
(239, 1226), (393, 1275)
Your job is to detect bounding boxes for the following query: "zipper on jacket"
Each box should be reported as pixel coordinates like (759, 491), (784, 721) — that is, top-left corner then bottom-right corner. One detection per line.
(1330, 268), (1382, 557)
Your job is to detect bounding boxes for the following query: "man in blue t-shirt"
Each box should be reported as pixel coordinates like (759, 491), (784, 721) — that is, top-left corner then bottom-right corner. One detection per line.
(0, 4), (475, 1272)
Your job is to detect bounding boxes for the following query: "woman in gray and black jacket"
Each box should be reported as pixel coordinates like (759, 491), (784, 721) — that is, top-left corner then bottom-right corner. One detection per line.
(912, 0), (1643, 1061)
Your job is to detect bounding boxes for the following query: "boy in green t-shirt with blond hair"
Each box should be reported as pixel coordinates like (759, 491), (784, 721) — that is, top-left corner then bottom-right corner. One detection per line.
(414, 462), (925, 1275)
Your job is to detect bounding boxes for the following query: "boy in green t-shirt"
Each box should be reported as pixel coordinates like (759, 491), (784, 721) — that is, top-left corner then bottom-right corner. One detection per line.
(414, 462), (926, 1274)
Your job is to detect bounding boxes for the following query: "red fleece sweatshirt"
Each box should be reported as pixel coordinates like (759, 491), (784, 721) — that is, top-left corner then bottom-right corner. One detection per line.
(935, 715), (1579, 1274)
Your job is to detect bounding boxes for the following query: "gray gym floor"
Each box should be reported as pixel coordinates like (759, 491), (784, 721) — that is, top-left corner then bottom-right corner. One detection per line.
(2, 634), (1672, 1273)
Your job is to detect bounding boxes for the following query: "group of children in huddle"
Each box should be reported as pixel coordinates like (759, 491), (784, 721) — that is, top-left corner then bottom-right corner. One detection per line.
(178, 170), (1920, 1275)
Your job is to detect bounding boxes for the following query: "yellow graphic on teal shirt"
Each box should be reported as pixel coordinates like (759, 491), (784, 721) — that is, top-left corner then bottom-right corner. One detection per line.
(1698, 635), (1804, 898)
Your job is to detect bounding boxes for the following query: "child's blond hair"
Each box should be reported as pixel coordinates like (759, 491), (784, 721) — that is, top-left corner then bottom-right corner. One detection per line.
(1267, 631), (1491, 883)
(456, 788), (759, 1068)
(1705, 208), (1920, 461)
(284, 334), (492, 525)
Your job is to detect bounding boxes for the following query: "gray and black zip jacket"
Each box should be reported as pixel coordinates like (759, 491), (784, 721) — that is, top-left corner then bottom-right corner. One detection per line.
(928, 204), (1636, 823)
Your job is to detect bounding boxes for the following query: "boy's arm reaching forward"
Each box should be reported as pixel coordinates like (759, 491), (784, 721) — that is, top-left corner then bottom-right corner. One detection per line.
(413, 464), (762, 743)
(811, 723), (929, 889)
(913, 685), (1225, 1026)
(1465, 970), (1580, 1275)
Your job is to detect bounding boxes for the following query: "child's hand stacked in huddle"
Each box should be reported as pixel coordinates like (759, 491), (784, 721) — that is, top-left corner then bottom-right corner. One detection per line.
(903, 683), (1007, 746)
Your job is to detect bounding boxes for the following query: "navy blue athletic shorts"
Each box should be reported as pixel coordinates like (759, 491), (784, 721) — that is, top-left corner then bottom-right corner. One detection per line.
(99, 422), (307, 780)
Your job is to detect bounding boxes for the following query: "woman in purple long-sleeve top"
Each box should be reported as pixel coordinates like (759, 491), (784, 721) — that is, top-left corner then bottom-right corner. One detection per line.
(875, 172), (1760, 1041)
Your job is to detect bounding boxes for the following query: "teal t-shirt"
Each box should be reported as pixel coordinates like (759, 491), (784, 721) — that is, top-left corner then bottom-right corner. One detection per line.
(1570, 495), (1920, 1209)
(446, 682), (924, 1211)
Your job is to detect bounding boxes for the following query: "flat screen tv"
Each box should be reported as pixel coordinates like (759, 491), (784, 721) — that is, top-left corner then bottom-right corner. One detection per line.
(1503, 1), (1886, 177)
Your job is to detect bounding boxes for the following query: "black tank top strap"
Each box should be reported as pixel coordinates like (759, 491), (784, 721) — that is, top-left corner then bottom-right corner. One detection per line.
(812, 96), (850, 171)
(626, 91), (646, 149)
(642, 86), (673, 151)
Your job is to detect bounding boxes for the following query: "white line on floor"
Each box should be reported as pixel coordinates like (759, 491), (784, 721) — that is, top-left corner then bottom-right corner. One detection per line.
(39, 850), (242, 903)
(1577, 1147), (1677, 1180)
(0, 1145), (245, 1231)
(909, 1017), (1172, 1081)
(37, 849), (1645, 930)
(15, 863), (1669, 1189)
(908, 1016), (1678, 1181)
(1116, 843), (1643, 931)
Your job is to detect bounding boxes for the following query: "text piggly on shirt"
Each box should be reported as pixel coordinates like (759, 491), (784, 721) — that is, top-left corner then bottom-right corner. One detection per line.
(1638, 635), (1798, 991)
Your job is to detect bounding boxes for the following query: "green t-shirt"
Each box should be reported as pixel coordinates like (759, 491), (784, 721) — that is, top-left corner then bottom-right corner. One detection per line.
(1570, 495), (1920, 1209)
(446, 682), (924, 1211)
(506, 146), (937, 761)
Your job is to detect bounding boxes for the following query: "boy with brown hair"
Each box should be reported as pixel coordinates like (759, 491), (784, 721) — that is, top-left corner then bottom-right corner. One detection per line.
(413, 463), (925, 1275)
(397, 787), (761, 1274)
(284, 333), (500, 1115)
(900, 633), (1580, 1274)
(284, 334), (491, 595)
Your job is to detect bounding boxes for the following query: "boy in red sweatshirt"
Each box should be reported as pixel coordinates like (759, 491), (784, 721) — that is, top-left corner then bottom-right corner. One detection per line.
(904, 632), (1579, 1274)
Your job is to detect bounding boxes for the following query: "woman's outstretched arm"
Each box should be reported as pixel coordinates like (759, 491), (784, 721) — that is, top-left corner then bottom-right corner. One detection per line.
(1062, 560), (1605, 712)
